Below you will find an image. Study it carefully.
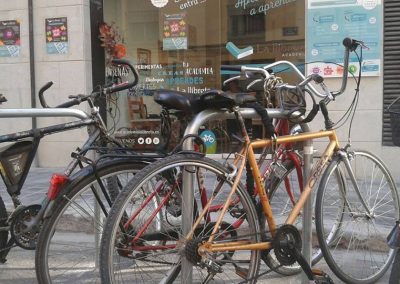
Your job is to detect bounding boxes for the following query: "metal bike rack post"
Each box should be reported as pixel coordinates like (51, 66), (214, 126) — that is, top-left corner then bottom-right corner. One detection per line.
(0, 108), (90, 119)
(181, 108), (298, 283)
(301, 124), (313, 284)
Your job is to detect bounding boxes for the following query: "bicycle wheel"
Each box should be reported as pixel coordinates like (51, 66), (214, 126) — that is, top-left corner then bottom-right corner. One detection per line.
(0, 195), (8, 261)
(261, 159), (315, 274)
(100, 154), (261, 283)
(316, 150), (399, 284)
(35, 159), (147, 284)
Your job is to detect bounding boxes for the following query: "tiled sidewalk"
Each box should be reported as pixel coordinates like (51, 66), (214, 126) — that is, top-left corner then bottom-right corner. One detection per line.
(0, 167), (394, 283)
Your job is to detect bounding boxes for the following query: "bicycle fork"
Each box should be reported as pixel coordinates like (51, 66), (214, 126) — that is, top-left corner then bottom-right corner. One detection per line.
(337, 149), (372, 217)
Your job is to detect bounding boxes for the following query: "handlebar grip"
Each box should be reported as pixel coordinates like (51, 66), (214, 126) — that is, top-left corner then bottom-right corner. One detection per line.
(104, 81), (134, 94)
(38, 81), (54, 108)
(56, 99), (81, 108)
(342, 37), (363, 51)
(221, 65), (242, 71)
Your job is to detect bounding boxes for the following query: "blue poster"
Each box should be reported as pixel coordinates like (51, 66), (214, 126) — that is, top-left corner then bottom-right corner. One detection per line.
(306, 0), (382, 77)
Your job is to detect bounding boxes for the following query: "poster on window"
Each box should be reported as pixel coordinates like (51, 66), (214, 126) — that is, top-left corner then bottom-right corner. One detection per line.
(306, 0), (381, 77)
(0, 20), (20, 57)
(163, 13), (187, 50)
(46, 17), (68, 54)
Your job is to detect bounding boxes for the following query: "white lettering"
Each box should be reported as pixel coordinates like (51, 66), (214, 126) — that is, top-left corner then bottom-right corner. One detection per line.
(176, 0), (207, 10)
(145, 77), (165, 83)
(235, 0), (259, 10)
(235, 0), (297, 15)
(185, 67), (214, 75)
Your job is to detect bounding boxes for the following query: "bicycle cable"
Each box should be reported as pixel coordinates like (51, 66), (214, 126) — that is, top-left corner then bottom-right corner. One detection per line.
(331, 48), (363, 144)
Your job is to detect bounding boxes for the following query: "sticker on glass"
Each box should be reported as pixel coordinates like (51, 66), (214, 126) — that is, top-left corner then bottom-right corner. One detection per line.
(151, 0), (168, 8)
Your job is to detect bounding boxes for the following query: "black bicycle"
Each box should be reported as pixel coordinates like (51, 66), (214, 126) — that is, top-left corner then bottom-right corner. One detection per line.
(33, 62), (210, 283)
(0, 60), (167, 284)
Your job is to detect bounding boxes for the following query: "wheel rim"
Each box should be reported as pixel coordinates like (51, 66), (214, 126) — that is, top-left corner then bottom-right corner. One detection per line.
(318, 151), (398, 283)
(104, 159), (261, 283)
(39, 166), (138, 283)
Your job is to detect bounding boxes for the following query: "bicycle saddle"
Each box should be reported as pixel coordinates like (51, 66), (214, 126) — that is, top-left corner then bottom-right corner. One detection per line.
(153, 89), (256, 114)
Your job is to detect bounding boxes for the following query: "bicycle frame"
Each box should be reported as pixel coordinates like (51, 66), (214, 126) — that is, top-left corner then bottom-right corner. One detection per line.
(193, 112), (340, 253)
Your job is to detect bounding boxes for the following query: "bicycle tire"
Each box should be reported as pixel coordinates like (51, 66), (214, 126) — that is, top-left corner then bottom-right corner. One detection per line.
(316, 150), (399, 284)
(35, 159), (147, 284)
(100, 153), (261, 284)
(0, 194), (8, 260)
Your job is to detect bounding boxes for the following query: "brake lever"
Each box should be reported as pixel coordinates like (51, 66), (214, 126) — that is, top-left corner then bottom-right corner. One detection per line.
(223, 74), (248, 86)
(318, 82), (333, 101)
(354, 39), (369, 50)
(304, 74), (333, 101)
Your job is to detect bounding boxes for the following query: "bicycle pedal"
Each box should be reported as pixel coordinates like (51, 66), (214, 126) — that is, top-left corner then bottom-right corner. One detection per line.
(312, 269), (334, 284)
(235, 266), (248, 279)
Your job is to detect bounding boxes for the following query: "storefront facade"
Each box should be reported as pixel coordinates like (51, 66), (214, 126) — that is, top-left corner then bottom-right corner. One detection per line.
(0, 0), (398, 175)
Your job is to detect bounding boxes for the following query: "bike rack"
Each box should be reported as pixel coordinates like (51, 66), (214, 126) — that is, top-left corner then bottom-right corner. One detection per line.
(181, 108), (313, 283)
(0, 108), (90, 119)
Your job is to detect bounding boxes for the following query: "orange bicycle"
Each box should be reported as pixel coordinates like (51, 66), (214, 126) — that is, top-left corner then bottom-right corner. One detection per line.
(100, 39), (399, 284)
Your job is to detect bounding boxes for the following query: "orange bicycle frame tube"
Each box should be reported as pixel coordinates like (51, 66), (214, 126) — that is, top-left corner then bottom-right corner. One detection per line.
(197, 129), (340, 254)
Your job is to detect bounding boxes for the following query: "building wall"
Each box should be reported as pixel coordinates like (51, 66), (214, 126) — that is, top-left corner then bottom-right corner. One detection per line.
(309, 75), (400, 177)
(0, 0), (92, 167)
(0, 1), (398, 177)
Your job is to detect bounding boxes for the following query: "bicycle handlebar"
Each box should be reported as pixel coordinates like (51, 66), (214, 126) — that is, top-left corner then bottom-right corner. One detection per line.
(221, 37), (364, 99)
(38, 81), (54, 108)
(39, 59), (140, 109)
(220, 65), (242, 72)
(56, 99), (82, 108)
(102, 59), (139, 94)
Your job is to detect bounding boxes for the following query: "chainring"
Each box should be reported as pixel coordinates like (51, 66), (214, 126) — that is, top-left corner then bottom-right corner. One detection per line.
(10, 204), (42, 250)
(272, 224), (302, 266)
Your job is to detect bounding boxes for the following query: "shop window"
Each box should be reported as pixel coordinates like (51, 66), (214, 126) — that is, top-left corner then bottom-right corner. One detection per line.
(103, 0), (304, 153)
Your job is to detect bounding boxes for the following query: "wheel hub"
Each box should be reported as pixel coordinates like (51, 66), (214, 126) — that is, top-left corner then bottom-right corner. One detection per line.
(184, 238), (203, 265)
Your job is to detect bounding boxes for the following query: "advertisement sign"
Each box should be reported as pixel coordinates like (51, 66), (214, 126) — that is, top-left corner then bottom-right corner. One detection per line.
(306, 0), (382, 77)
(0, 20), (20, 57)
(163, 13), (187, 50)
(46, 17), (68, 54)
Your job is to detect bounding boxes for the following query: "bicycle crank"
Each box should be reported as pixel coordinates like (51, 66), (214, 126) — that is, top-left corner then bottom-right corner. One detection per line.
(10, 204), (42, 250)
(272, 224), (302, 266)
